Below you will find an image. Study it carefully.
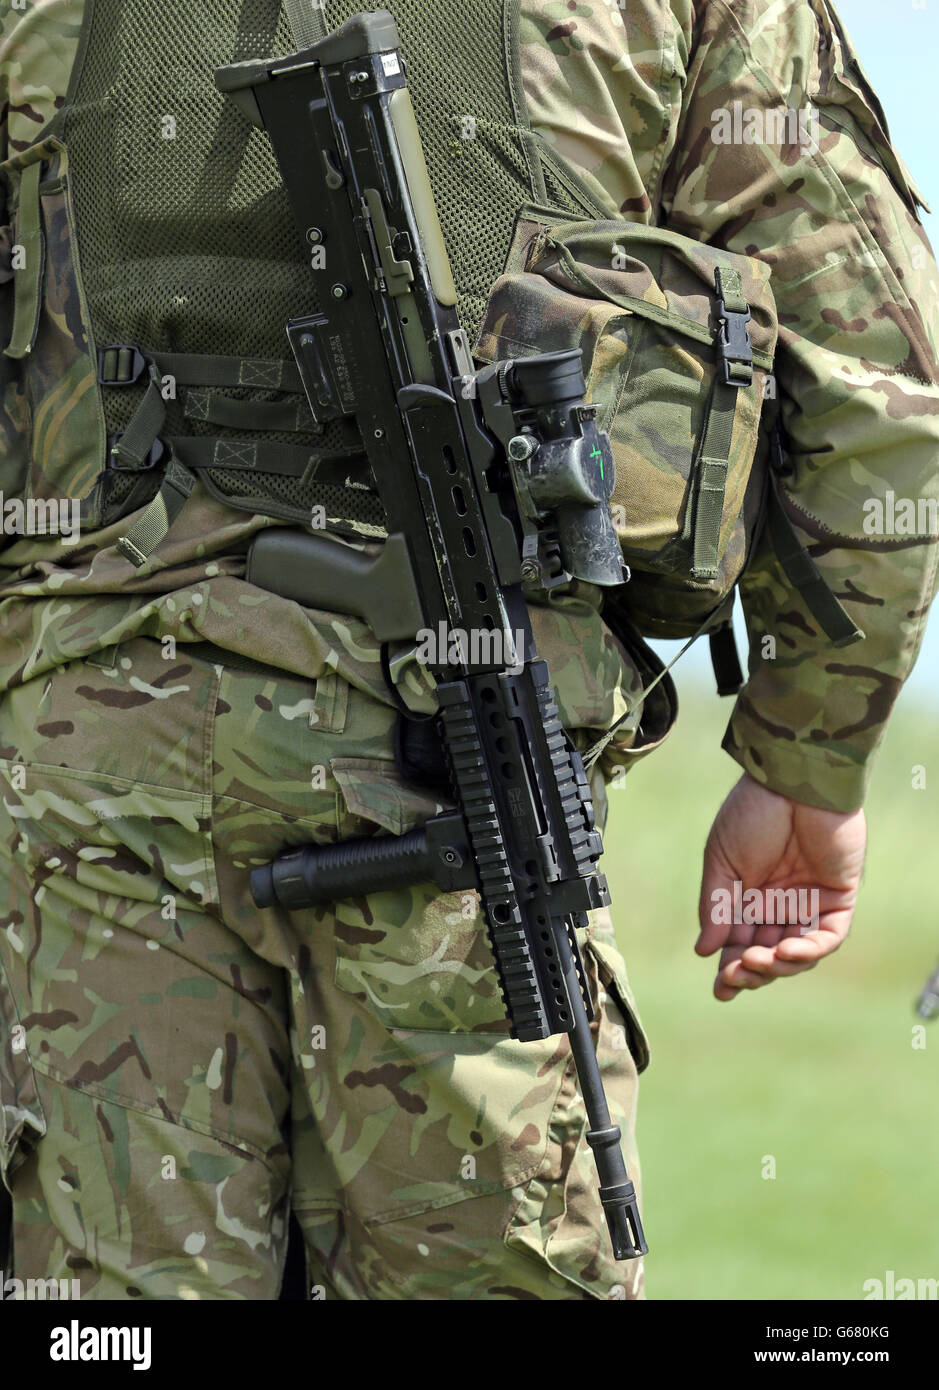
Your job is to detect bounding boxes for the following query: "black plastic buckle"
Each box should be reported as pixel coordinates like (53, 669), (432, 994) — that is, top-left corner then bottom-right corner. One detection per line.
(107, 435), (165, 471)
(716, 301), (753, 387)
(98, 345), (147, 387)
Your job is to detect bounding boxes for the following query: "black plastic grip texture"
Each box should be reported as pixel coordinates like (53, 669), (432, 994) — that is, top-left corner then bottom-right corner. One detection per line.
(251, 829), (433, 909)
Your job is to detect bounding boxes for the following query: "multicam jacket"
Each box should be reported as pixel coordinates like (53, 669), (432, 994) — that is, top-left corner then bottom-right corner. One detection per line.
(1, 0), (937, 814)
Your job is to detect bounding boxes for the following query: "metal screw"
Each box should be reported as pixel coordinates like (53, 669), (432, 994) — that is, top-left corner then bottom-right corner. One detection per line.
(521, 559), (540, 583)
(331, 283), (349, 299)
(508, 434), (536, 462)
(306, 227), (324, 245)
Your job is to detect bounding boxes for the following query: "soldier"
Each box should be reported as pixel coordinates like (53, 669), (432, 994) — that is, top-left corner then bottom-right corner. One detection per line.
(0, 0), (935, 1301)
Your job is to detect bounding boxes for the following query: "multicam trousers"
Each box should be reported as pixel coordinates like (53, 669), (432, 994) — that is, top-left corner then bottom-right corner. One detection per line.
(0, 636), (647, 1299)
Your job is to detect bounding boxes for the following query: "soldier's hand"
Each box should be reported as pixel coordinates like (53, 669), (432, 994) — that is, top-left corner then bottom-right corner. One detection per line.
(695, 774), (867, 1001)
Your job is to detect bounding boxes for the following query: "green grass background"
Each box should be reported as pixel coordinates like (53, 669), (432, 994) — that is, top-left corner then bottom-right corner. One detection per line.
(605, 679), (939, 1300)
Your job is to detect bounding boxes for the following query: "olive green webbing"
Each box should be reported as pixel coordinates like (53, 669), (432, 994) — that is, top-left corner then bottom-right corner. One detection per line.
(283, 0), (320, 46)
(61, 0), (379, 545)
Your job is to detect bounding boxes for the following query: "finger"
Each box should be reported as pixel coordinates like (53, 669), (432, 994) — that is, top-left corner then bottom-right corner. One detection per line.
(696, 854), (734, 956)
(738, 945), (821, 978)
(776, 927), (848, 963)
(715, 960), (772, 997)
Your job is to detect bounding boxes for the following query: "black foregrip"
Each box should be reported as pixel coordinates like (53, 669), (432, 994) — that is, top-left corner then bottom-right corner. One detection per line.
(251, 812), (475, 909)
(251, 831), (426, 909)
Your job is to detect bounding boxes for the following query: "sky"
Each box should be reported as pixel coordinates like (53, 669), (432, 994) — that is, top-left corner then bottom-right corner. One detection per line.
(654, 0), (939, 705)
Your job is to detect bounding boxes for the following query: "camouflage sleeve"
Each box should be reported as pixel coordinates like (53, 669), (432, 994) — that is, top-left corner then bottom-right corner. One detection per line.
(661, 0), (939, 813)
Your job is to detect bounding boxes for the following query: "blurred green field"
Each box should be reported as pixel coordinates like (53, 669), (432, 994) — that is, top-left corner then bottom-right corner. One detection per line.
(604, 679), (939, 1300)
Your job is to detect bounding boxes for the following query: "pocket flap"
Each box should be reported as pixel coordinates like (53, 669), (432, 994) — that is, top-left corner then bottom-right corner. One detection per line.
(330, 755), (451, 837)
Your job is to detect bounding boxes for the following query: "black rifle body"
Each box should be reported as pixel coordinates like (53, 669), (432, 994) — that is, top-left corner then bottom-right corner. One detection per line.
(216, 9), (645, 1260)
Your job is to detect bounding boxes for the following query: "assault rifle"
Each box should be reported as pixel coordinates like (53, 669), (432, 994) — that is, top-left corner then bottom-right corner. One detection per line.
(216, 8), (645, 1259)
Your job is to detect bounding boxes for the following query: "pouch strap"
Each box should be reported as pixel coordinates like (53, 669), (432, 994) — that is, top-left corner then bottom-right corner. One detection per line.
(4, 160), (44, 360)
(108, 363), (167, 469)
(708, 618), (744, 696)
(690, 266), (758, 579)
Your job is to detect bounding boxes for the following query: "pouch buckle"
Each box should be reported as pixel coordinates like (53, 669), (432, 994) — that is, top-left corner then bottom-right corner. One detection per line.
(716, 301), (753, 387)
(98, 345), (147, 387)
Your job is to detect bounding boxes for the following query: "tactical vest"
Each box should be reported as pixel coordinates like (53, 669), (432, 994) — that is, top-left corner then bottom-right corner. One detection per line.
(1, 0), (592, 551)
(1, 0), (860, 661)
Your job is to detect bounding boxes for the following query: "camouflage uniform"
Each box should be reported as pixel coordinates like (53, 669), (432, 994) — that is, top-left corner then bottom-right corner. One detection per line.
(0, 0), (936, 1299)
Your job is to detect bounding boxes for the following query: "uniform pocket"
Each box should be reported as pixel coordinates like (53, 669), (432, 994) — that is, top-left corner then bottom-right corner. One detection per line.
(324, 752), (504, 1033)
(585, 933), (649, 1074)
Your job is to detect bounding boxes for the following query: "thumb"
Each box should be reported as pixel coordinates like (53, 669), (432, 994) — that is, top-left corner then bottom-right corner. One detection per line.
(697, 833), (735, 957)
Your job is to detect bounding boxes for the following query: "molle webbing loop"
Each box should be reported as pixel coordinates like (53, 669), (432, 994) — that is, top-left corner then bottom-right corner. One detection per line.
(97, 346), (305, 395)
(183, 389), (316, 432)
(171, 437), (339, 476)
(4, 159), (44, 360)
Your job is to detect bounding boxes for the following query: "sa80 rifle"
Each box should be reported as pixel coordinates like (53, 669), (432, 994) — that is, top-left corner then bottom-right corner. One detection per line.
(216, 7), (645, 1260)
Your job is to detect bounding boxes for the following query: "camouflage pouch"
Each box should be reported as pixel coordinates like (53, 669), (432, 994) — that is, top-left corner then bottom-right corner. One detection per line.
(0, 136), (102, 549)
(474, 204), (779, 638)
